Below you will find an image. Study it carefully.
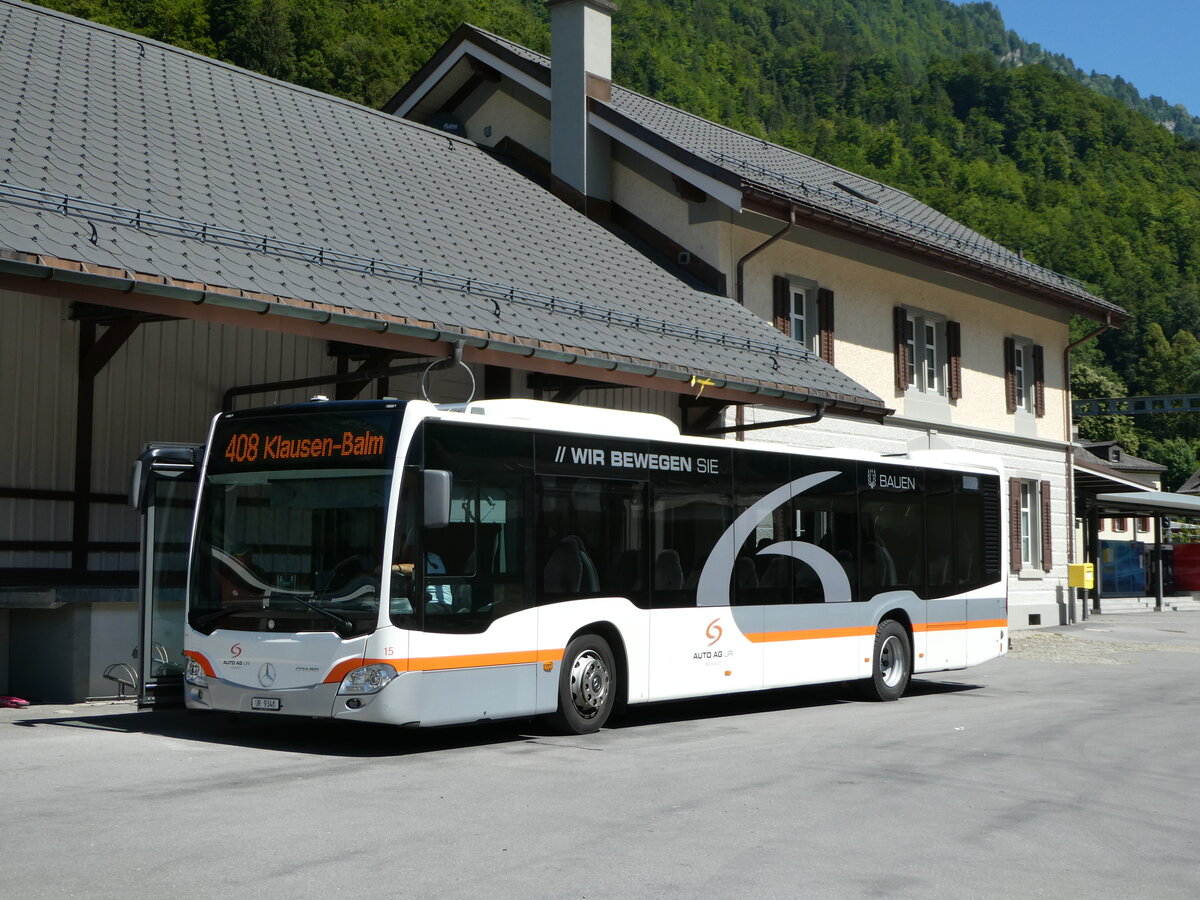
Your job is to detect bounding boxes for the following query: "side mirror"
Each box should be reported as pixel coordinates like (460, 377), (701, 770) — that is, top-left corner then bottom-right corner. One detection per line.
(423, 469), (452, 529)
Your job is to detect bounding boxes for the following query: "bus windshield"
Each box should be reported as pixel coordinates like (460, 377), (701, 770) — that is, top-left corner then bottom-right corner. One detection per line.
(189, 468), (392, 638)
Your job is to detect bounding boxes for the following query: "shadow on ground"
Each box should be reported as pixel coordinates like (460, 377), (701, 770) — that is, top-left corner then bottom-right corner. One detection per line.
(8, 677), (983, 757)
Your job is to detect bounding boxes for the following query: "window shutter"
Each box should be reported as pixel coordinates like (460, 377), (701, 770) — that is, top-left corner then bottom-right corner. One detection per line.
(818, 288), (835, 364)
(773, 276), (790, 336)
(947, 320), (962, 401)
(1033, 344), (1045, 418)
(1009, 477), (1022, 574)
(1004, 337), (1017, 414)
(894, 306), (910, 391)
(1040, 480), (1053, 572)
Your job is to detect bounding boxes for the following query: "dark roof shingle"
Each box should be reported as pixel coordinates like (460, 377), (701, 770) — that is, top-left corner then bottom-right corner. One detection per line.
(0, 0), (881, 411)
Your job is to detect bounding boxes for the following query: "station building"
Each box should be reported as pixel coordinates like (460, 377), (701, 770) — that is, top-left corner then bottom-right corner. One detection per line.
(0, 0), (1142, 700)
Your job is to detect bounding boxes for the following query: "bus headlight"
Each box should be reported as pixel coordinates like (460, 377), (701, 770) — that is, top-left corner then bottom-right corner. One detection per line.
(184, 657), (208, 687)
(338, 663), (398, 695)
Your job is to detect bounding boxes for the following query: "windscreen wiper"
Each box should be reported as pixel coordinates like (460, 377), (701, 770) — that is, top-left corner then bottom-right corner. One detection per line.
(278, 593), (356, 636)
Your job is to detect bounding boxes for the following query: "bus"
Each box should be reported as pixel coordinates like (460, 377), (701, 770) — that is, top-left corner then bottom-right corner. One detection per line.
(182, 398), (1007, 733)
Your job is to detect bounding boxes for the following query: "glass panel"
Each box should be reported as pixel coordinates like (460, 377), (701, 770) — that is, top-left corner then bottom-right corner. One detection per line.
(954, 474), (989, 590)
(1014, 345), (1027, 409)
(189, 469), (390, 637)
(423, 479), (525, 632)
(143, 473), (197, 697)
(926, 472), (956, 599)
(858, 465), (925, 599)
(732, 449), (792, 606)
(419, 421), (533, 633)
(1020, 481), (1034, 565)
(791, 288), (807, 345)
(924, 322), (937, 392)
(906, 315), (916, 386)
(539, 477), (647, 605)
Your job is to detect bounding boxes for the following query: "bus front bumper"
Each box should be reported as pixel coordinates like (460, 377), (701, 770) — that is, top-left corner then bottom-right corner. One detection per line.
(185, 672), (424, 724)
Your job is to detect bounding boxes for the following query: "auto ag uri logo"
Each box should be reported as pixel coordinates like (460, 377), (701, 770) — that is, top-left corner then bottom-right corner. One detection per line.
(230, 643), (242, 658)
(706, 618), (723, 646)
(867, 468), (878, 490)
(258, 662), (276, 687)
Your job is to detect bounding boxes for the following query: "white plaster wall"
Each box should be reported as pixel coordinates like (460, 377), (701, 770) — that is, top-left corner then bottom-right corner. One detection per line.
(459, 80), (551, 158)
(737, 226), (1071, 442)
(610, 146), (731, 282)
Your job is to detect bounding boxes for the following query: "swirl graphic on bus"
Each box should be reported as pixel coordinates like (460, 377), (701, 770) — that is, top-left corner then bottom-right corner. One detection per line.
(706, 618), (723, 645)
(695, 471), (852, 607)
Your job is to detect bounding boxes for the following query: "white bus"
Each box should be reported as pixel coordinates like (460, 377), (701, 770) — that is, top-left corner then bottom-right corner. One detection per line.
(183, 398), (1007, 733)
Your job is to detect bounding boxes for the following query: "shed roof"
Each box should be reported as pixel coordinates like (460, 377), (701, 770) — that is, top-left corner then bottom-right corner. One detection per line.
(0, 0), (882, 415)
(389, 24), (1129, 325)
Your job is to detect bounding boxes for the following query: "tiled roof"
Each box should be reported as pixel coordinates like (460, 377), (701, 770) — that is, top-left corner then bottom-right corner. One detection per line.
(1078, 442), (1166, 474)
(445, 26), (1127, 323)
(0, 0), (881, 412)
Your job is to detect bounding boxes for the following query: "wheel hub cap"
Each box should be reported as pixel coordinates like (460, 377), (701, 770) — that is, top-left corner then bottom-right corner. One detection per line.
(569, 650), (610, 718)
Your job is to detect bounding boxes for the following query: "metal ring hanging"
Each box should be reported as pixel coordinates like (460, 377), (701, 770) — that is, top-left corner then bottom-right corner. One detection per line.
(419, 341), (476, 406)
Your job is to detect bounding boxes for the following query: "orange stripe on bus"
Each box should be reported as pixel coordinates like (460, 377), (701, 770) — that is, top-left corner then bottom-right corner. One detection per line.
(322, 649), (565, 683)
(182, 649), (215, 677)
(746, 619), (1007, 644)
(745, 626), (876, 643)
(915, 619), (1008, 633)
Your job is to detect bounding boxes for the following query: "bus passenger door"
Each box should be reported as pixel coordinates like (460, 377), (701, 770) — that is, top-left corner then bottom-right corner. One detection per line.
(130, 444), (202, 708)
(409, 469), (538, 726)
(646, 448), (758, 702)
(923, 474), (968, 669)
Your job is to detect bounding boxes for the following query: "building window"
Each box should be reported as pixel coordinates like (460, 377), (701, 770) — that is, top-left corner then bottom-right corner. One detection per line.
(1136, 516), (1151, 533)
(774, 276), (835, 363)
(1005, 337), (1045, 417)
(789, 281), (815, 349)
(1010, 478), (1052, 574)
(894, 307), (961, 399)
(1019, 481), (1039, 567)
(1113, 517), (1128, 533)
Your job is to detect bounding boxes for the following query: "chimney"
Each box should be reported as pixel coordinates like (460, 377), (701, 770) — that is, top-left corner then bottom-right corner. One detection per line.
(546, 0), (615, 216)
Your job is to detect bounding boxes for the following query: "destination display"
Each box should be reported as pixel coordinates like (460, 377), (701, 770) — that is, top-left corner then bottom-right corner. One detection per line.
(207, 409), (399, 473)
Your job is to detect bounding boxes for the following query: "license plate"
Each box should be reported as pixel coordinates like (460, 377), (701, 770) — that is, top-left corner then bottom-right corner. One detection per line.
(250, 697), (281, 711)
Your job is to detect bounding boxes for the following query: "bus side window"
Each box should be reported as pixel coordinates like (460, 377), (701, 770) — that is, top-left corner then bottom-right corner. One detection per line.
(651, 488), (730, 608)
(731, 447), (790, 607)
(925, 472), (956, 599)
(538, 476), (647, 605)
(858, 481), (924, 600)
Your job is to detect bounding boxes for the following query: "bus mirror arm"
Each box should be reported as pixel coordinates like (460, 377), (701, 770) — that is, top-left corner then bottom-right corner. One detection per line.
(423, 469), (452, 529)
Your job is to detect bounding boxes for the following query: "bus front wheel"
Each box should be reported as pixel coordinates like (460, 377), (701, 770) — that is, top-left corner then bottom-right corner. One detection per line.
(553, 633), (616, 734)
(861, 619), (911, 701)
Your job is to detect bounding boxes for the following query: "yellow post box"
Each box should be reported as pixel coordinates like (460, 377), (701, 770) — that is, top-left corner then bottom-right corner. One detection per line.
(1068, 562), (1094, 589)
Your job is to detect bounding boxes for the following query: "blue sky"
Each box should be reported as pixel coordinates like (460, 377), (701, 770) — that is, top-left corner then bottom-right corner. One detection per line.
(954, 0), (1200, 115)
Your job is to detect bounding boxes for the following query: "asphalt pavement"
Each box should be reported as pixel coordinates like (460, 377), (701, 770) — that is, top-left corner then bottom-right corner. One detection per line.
(2, 611), (1198, 899)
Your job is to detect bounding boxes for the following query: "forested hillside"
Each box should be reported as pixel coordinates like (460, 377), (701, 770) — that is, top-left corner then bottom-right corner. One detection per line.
(35, 0), (1200, 485)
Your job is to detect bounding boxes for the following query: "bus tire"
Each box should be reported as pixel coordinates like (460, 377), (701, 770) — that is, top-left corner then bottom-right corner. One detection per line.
(861, 619), (911, 701)
(553, 633), (616, 734)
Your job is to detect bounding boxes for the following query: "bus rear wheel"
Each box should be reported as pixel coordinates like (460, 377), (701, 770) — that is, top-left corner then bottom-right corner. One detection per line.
(553, 634), (616, 734)
(861, 619), (911, 701)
